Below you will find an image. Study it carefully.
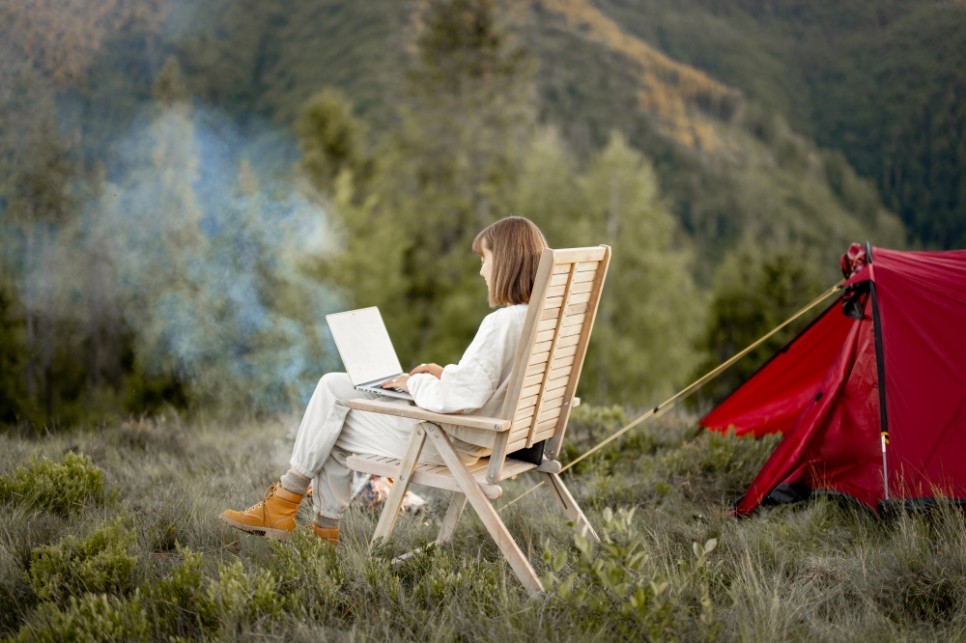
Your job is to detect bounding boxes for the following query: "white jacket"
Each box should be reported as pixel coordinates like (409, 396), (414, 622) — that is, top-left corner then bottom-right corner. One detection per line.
(407, 304), (528, 447)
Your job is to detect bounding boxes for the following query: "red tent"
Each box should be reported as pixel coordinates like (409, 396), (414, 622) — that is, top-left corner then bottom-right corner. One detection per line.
(701, 245), (966, 515)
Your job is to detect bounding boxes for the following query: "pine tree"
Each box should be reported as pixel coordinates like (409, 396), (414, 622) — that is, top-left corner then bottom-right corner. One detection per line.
(577, 132), (705, 405)
(387, 0), (538, 361)
(313, 0), (539, 365)
(695, 240), (827, 405)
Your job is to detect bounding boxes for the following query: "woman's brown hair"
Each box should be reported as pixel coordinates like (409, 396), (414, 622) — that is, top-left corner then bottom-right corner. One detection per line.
(472, 216), (549, 306)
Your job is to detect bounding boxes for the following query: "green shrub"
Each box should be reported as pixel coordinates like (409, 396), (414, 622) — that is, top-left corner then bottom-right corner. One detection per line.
(561, 404), (651, 474)
(0, 451), (105, 516)
(208, 559), (285, 634)
(14, 593), (149, 642)
(657, 429), (779, 501)
(26, 518), (138, 604)
(268, 530), (345, 616)
(141, 546), (217, 639)
(542, 507), (718, 640)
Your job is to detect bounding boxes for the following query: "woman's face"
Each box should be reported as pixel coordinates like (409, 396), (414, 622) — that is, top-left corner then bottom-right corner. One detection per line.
(479, 242), (494, 291)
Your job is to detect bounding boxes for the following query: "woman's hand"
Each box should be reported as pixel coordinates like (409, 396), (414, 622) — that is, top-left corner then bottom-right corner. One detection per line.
(409, 363), (443, 379)
(380, 374), (411, 392)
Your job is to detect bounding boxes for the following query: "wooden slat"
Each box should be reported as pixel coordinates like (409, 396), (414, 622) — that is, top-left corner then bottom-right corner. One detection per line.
(527, 349), (550, 367)
(513, 413), (535, 430)
(537, 317), (559, 332)
(573, 270), (597, 284)
(514, 398), (537, 420)
(568, 291), (592, 305)
(547, 284), (566, 298)
(562, 311), (586, 325)
(557, 334), (580, 349)
(559, 324), (583, 339)
(541, 387), (568, 406)
(552, 247), (609, 264)
(540, 308), (562, 323)
(346, 399), (510, 432)
(535, 416), (559, 433)
(537, 405), (564, 424)
(542, 374), (570, 393)
(550, 343), (578, 359)
(535, 328), (556, 343)
(522, 371), (544, 388)
(549, 273), (570, 286)
(549, 353), (576, 371)
(519, 382), (542, 399)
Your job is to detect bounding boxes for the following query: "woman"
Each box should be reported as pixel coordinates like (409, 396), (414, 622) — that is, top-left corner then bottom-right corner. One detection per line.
(221, 216), (548, 543)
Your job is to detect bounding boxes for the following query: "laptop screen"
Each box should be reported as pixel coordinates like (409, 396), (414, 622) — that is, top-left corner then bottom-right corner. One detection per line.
(326, 307), (404, 386)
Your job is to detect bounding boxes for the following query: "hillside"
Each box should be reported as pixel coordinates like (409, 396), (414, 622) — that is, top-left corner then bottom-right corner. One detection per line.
(165, 0), (909, 278)
(590, 0), (966, 248)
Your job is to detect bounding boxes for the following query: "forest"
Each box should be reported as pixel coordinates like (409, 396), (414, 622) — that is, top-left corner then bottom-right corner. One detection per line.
(5, 0), (960, 426)
(1, 1), (965, 639)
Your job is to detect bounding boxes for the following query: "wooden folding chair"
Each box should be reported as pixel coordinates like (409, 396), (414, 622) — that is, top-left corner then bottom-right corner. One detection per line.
(345, 246), (611, 594)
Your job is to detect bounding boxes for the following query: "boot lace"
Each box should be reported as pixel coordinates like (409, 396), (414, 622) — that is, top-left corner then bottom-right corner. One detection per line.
(244, 483), (278, 513)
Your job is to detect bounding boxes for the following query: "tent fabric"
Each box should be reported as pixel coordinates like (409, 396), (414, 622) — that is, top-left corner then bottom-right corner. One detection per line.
(702, 246), (966, 514)
(699, 302), (855, 438)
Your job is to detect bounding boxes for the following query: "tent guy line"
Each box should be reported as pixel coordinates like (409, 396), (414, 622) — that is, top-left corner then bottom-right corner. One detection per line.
(502, 281), (844, 511)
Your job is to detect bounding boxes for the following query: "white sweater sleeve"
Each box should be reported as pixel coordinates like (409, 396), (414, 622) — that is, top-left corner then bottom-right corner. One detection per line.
(408, 307), (524, 414)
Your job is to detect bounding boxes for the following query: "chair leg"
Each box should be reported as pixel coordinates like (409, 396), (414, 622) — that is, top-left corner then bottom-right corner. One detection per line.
(539, 471), (600, 543)
(424, 423), (543, 595)
(436, 492), (467, 545)
(371, 424), (427, 546)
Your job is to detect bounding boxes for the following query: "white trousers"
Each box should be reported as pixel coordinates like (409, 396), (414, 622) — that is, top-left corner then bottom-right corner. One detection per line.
(290, 372), (488, 519)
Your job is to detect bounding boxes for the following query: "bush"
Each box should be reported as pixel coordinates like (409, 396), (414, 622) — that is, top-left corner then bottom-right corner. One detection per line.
(542, 507), (718, 640)
(267, 530), (345, 617)
(0, 451), (105, 516)
(14, 593), (149, 642)
(657, 429), (779, 502)
(26, 518), (138, 605)
(141, 546), (217, 639)
(208, 560), (285, 634)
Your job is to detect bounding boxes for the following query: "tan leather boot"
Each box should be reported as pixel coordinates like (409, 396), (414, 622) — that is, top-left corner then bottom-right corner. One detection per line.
(220, 483), (303, 540)
(308, 523), (340, 544)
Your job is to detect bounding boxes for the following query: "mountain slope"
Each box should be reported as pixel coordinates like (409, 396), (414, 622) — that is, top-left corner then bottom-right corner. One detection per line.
(166, 0), (907, 273)
(589, 0), (966, 248)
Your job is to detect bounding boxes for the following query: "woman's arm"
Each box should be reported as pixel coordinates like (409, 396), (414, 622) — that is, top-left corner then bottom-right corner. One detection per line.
(405, 306), (525, 414)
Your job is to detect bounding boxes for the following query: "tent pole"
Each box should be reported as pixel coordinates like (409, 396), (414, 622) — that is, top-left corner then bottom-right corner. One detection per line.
(867, 242), (890, 502)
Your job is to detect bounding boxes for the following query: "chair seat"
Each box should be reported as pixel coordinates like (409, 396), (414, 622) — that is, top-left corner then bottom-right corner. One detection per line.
(346, 453), (537, 500)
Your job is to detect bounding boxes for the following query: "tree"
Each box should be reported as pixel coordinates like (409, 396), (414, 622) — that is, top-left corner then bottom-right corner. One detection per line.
(311, 0), (539, 365)
(295, 88), (370, 196)
(694, 240), (828, 405)
(0, 282), (26, 424)
(576, 132), (705, 406)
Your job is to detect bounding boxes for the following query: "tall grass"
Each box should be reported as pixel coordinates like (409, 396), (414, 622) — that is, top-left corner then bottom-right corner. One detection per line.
(1, 407), (964, 640)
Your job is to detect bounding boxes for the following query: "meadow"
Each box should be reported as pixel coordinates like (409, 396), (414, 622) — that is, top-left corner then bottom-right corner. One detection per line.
(1, 405), (965, 641)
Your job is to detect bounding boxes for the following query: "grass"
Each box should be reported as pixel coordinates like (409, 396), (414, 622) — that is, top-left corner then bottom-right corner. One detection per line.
(1, 406), (965, 641)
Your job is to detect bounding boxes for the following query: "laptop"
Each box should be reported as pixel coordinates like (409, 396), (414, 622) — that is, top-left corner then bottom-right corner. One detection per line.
(326, 307), (414, 401)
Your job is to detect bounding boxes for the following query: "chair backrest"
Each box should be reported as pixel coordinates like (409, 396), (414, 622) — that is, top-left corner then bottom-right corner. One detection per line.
(486, 246), (611, 483)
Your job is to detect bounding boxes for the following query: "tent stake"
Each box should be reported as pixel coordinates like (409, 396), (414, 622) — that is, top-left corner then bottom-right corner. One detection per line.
(881, 433), (889, 501)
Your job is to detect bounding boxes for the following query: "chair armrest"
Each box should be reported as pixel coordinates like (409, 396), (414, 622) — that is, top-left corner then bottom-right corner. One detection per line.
(346, 398), (511, 432)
